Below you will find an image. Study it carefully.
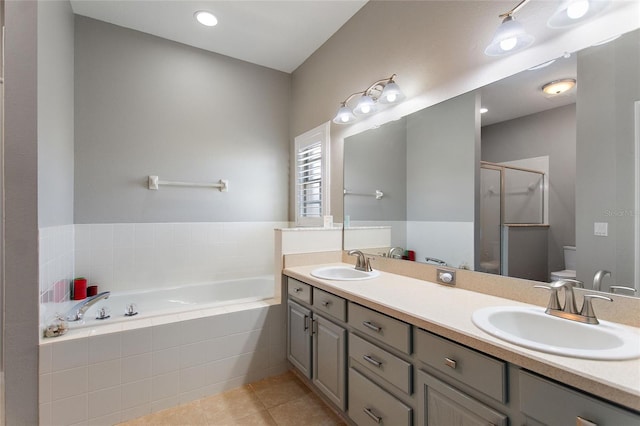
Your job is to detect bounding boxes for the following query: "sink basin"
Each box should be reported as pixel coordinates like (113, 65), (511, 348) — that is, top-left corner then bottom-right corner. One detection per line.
(310, 266), (380, 281)
(472, 306), (640, 360)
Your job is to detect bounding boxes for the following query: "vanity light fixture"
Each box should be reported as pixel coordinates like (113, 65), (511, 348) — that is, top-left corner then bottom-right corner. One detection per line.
(484, 0), (535, 56)
(542, 78), (576, 95)
(333, 74), (405, 124)
(547, 0), (610, 28)
(194, 10), (218, 27)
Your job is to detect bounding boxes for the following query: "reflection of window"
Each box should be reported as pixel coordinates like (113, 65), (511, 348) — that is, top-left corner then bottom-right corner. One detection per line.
(294, 122), (330, 226)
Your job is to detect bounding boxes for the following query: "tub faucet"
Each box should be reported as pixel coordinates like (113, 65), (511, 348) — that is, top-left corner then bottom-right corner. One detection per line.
(66, 291), (111, 321)
(348, 250), (373, 272)
(592, 270), (611, 291)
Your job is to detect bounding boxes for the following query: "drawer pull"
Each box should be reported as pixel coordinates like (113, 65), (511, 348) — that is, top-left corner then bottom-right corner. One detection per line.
(576, 416), (597, 426)
(293, 287), (302, 293)
(304, 315), (310, 332)
(362, 321), (382, 332)
(362, 354), (383, 368)
(444, 357), (457, 369)
(322, 300), (331, 307)
(363, 407), (382, 424)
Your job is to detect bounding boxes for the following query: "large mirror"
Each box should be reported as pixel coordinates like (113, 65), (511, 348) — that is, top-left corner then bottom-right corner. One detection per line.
(344, 28), (639, 296)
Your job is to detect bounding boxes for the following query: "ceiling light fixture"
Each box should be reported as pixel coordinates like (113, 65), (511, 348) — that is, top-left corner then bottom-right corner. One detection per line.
(480, 107), (489, 114)
(542, 78), (576, 95)
(484, 0), (535, 56)
(333, 74), (405, 124)
(547, 0), (610, 28)
(194, 10), (218, 27)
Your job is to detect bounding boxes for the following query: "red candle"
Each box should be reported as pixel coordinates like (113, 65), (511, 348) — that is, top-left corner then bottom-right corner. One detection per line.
(73, 278), (87, 300)
(87, 285), (98, 297)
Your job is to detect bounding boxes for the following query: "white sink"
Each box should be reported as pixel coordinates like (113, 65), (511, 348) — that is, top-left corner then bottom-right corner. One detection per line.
(310, 266), (380, 281)
(472, 306), (640, 360)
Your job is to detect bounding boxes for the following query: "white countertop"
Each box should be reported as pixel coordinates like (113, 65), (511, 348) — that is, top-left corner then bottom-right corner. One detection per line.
(284, 263), (640, 411)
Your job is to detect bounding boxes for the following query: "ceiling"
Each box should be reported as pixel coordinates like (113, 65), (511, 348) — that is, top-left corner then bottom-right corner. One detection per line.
(70, 0), (368, 73)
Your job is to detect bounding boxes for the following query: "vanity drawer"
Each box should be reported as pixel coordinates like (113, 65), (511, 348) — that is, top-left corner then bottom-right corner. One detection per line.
(415, 329), (506, 403)
(349, 302), (412, 354)
(348, 367), (412, 426)
(287, 278), (312, 305)
(349, 333), (412, 394)
(312, 288), (347, 322)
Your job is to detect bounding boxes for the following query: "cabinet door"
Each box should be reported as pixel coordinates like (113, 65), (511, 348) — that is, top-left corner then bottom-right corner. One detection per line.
(417, 370), (508, 426)
(288, 300), (312, 378)
(313, 313), (346, 410)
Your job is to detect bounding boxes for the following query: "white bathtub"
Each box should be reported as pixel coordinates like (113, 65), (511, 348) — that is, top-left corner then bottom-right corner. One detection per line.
(46, 276), (275, 330)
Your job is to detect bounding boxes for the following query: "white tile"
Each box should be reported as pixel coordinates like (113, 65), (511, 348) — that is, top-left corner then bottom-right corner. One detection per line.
(86, 411), (122, 426)
(121, 328), (151, 357)
(74, 249), (92, 282)
(207, 330), (266, 362)
(223, 307), (269, 335)
(180, 317), (210, 345)
(121, 379), (152, 410)
(152, 322), (182, 350)
(90, 224), (114, 250)
(113, 224), (135, 248)
(179, 364), (207, 393)
(172, 223), (192, 246)
(52, 367), (88, 401)
(51, 394), (88, 426)
(120, 403), (151, 423)
(51, 339), (88, 372)
(151, 346), (179, 376)
(88, 386), (121, 419)
(40, 344), (53, 374)
(89, 359), (121, 392)
(207, 350), (268, 385)
(180, 341), (208, 369)
(134, 223), (156, 247)
(40, 373), (52, 404)
(88, 332), (121, 364)
(40, 402), (52, 426)
(151, 396), (179, 413)
(151, 371), (179, 401)
(178, 387), (209, 405)
(121, 353), (152, 384)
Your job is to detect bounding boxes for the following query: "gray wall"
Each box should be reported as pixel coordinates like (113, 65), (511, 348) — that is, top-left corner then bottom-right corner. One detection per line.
(74, 16), (291, 223)
(576, 30), (639, 290)
(407, 92), (479, 222)
(4, 1), (40, 423)
(482, 104), (577, 276)
(344, 118), (407, 221)
(38, 0), (75, 227)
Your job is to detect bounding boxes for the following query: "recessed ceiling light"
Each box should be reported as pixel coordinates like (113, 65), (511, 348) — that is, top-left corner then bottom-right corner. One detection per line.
(480, 107), (489, 114)
(542, 78), (576, 95)
(194, 11), (218, 27)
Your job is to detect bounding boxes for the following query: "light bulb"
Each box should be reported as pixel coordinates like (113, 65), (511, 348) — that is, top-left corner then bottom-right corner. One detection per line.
(341, 114), (349, 123)
(500, 37), (518, 51)
(386, 93), (397, 103)
(480, 108), (489, 114)
(567, 0), (589, 19)
(360, 105), (371, 114)
(195, 11), (218, 27)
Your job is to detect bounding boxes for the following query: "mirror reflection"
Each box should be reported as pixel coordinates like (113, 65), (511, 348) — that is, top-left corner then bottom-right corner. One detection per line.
(343, 29), (639, 296)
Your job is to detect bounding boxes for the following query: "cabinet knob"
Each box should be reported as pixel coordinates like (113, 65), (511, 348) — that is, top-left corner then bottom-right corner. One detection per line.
(576, 416), (597, 426)
(362, 321), (382, 332)
(322, 300), (331, 307)
(363, 407), (382, 424)
(294, 287), (302, 293)
(444, 357), (457, 369)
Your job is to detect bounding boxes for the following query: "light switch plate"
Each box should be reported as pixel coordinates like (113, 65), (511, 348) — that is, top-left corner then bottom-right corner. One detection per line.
(594, 222), (608, 236)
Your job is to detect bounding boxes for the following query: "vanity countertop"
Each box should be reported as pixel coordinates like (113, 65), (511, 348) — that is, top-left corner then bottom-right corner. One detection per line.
(284, 262), (640, 412)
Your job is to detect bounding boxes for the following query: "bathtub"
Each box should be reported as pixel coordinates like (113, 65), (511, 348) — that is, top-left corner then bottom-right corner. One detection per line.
(43, 275), (275, 331)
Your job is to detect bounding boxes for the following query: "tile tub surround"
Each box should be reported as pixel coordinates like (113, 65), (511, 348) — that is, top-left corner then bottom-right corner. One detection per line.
(284, 261), (640, 412)
(38, 302), (288, 426)
(39, 225), (75, 305)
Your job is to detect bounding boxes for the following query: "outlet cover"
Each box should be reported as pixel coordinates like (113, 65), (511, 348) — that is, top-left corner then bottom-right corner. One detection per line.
(594, 222), (608, 237)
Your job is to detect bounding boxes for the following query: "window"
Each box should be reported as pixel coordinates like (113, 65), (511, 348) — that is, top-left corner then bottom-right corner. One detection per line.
(294, 122), (330, 226)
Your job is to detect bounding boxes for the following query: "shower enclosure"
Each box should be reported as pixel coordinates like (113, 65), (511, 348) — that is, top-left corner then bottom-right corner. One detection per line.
(479, 161), (548, 280)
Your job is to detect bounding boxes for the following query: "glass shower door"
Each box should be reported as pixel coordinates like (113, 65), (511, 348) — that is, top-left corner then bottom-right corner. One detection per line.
(479, 166), (502, 274)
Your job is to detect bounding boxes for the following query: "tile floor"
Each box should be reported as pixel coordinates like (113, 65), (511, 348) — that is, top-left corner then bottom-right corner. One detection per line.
(119, 370), (347, 426)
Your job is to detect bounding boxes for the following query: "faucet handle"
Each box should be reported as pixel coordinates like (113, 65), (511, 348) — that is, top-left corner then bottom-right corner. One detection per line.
(609, 286), (637, 295)
(534, 285), (561, 311)
(364, 257), (374, 272)
(580, 294), (613, 324)
(552, 278), (583, 288)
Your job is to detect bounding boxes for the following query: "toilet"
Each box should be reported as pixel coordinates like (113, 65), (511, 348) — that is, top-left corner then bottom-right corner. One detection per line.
(550, 245), (576, 281)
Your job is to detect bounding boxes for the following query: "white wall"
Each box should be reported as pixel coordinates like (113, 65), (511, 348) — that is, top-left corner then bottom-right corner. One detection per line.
(74, 16), (291, 224)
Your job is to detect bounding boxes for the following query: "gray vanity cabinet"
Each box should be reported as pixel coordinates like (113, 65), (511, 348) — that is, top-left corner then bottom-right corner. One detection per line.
(417, 370), (508, 426)
(519, 370), (640, 426)
(312, 313), (346, 410)
(287, 300), (312, 378)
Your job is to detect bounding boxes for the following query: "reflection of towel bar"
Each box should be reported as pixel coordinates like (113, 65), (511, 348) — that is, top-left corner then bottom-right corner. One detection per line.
(344, 189), (384, 200)
(148, 176), (228, 192)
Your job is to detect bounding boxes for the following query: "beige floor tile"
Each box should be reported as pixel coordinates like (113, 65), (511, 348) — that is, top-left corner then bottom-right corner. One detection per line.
(200, 385), (266, 423)
(208, 409), (277, 426)
(249, 371), (311, 409)
(267, 393), (346, 426)
(120, 401), (208, 426)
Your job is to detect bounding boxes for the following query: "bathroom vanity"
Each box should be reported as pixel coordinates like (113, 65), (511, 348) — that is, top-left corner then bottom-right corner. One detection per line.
(284, 264), (640, 426)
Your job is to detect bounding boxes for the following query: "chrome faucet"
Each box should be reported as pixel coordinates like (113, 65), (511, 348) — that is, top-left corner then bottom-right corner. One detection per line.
(348, 249), (373, 272)
(387, 247), (404, 259)
(592, 269), (611, 291)
(425, 257), (447, 266)
(66, 291), (111, 321)
(535, 280), (612, 324)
